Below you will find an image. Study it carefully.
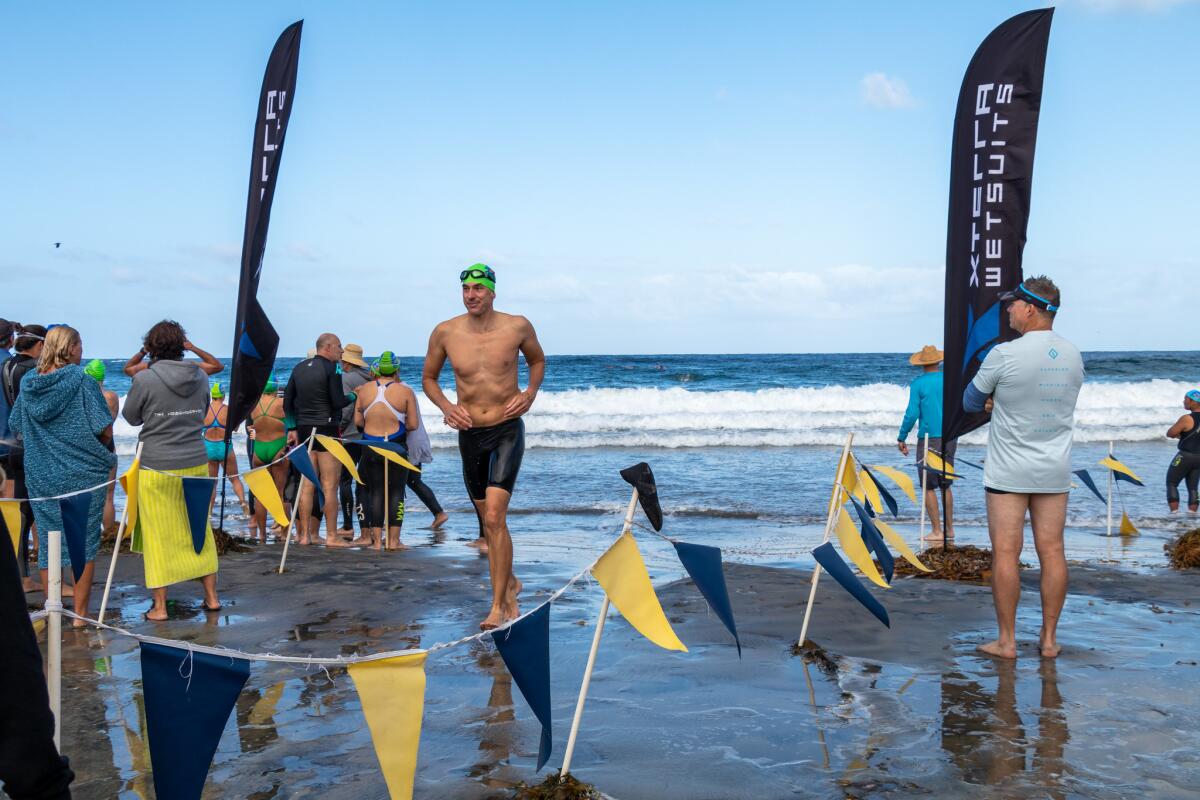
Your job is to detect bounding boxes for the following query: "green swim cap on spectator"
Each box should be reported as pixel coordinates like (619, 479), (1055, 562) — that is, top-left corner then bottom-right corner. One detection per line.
(211, 382), (224, 399)
(84, 359), (106, 383)
(264, 373), (278, 394)
(460, 263), (496, 292)
(373, 351), (399, 376)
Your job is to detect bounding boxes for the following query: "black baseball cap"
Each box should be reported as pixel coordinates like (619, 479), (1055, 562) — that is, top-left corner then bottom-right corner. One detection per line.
(998, 282), (1059, 312)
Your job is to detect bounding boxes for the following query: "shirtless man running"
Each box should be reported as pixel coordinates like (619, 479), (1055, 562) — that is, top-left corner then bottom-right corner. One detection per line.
(423, 264), (545, 630)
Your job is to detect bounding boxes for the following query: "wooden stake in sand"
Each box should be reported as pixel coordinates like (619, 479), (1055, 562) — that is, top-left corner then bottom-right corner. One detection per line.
(278, 434), (316, 574)
(559, 486), (640, 778)
(46, 529), (63, 749)
(98, 442), (144, 624)
(797, 432), (854, 648)
(1106, 440), (1114, 538)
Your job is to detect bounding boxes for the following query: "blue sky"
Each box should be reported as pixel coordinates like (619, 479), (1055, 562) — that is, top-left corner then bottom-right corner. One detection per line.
(2, 1), (1197, 357)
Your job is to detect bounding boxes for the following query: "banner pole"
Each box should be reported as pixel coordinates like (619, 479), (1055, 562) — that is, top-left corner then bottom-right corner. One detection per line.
(278, 433), (315, 574)
(798, 432), (854, 648)
(1106, 441), (1114, 538)
(47, 529), (63, 750)
(98, 442), (143, 624)
(560, 487), (639, 777)
(918, 433), (929, 543)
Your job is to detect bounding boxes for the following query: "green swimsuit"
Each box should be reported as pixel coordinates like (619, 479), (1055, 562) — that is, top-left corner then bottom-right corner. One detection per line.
(252, 398), (288, 463)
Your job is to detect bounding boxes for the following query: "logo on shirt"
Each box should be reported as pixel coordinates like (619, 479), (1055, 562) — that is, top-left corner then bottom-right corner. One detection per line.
(1048, 348), (1059, 360)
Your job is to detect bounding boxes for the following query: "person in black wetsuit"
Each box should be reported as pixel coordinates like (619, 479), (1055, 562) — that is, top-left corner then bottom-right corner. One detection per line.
(1165, 390), (1200, 513)
(423, 264), (545, 631)
(284, 333), (355, 546)
(1, 324), (45, 592)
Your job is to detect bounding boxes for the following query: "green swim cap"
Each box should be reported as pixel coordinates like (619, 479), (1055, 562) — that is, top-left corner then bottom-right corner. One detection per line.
(460, 263), (496, 292)
(264, 373), (278, 394)
(211, 382), (224, 400)
(84, 359), (106, 383)
(372, 351), (399, 376)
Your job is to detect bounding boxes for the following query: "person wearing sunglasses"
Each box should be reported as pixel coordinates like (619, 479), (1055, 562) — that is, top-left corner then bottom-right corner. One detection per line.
(422, 263), (546, 631)
(962, 275), (1084, 660)
(1165, 390), (1200, 513)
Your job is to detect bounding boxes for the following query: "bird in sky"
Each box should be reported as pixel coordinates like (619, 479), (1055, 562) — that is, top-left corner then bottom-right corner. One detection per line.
(53, 242), (61, 248)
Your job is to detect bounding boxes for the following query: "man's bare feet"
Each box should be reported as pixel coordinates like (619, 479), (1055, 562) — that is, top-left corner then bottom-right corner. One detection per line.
(298, 535), (311, 546)
(432, 512), (448, 529)
(467, 537), (490, 555)
(1039, 629), (1061, 658)
(325, 536), (352, 548)
(144, 607), (169, 622)
(977, 640), (1018, 659)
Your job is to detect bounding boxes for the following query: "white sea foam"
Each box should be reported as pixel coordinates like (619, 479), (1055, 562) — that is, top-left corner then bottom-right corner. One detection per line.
(110, 378), (1194, 452)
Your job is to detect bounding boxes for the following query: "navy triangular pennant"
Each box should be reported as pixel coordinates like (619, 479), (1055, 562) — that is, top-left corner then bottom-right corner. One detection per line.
(859, 465), (899, 518)
(812, 542), (889, 628)
(287, 446), (321, 487)
(179, 478), (212, 554)
(619, 462), (663, 531)
(490, 602), (553, 771)
(847, 495), (895, 584)
(1072, 469), (1105, 503)
(59, 493), (92, 582)
(1113, 471), (1144, 487)
(672, 541), (740, 656)
(141, 642), (250, 800)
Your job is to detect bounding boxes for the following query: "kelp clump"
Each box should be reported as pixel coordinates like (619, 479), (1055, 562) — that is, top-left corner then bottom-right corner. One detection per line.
(894, 544), (1011, 583)
(512, 772), (603, 799)
(1166, 528), (1200, 570)
(790, 639), (840, 676)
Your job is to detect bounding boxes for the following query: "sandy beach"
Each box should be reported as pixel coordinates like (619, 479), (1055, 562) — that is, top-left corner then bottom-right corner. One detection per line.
(33, 517), (1198, 800)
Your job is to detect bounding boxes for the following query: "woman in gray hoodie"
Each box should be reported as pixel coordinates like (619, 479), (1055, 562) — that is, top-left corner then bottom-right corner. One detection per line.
(8, 326), (116, 625)
(121, 321), (221, 620)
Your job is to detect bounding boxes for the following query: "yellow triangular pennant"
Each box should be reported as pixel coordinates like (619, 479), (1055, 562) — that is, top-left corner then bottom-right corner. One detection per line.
(315, 434), (363, 483)
(1100, 456), (1142, 484)
(867, 464), (917, 504)
(119, 457), (141, 532)
(244, 468), (290, 527)
(859, 469), (884, 515)
(369, 446), (421, 473)
(925, 451), (956, 480)
(347, 652), (428, 800)
(1119, 512), (1139, 536)
(838, 454), (859, 502)
(1, 500), (21, 557)
(835, 506), (889, 588)
(591, 531), (688, 652)
(873, 517), (932, 572)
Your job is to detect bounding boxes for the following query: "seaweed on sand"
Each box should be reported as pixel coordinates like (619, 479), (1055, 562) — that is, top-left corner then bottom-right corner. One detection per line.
(212, 527), (254, 555)
(892, 544), (1017, 584)
(790, 639), (840, 677)
(511, 772), (603, 799)
(1166, 528), (1200, 570)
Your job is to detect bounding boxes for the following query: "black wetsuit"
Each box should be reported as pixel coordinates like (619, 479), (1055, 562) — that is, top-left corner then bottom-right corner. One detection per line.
(360, 448), (406, 530)
(1167, 412), (1200, 508)
(283, 356), (353, 451)
(459, 418), (525, 500)
(1, 354), (37, 577)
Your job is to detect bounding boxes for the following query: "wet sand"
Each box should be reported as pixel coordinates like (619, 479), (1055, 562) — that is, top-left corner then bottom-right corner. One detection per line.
(35, 527), (1200, 799)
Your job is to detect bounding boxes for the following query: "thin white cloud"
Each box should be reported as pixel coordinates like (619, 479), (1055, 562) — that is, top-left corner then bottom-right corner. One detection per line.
(860, 72), (916, 109)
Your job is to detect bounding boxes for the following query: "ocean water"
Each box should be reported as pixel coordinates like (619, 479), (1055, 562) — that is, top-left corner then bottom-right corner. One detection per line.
(95, 351), (1200, 554)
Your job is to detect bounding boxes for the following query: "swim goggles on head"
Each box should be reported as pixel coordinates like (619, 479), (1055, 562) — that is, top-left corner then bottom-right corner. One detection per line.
(998, 282), (1059, 312)
(459, 264), (496, 291)
(1187, 390), (1200, 403)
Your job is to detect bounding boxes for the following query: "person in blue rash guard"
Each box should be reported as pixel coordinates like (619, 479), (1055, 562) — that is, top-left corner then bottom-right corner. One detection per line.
(963, 276), (1084, 660)
(897, 345), (955, 542)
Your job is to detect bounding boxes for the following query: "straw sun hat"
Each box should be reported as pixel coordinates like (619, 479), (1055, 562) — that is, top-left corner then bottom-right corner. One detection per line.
(909, 345), (944, 366)
(342, 343), (368, 368)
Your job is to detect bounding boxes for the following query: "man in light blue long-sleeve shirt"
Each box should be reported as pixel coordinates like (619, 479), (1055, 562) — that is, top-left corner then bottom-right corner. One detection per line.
(897, 345), (955, 541)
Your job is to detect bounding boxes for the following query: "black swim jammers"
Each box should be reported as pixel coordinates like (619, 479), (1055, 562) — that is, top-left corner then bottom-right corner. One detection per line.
(459, 418), (525, 500)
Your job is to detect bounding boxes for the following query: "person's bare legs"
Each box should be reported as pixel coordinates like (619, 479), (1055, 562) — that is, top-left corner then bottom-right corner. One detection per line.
(103, 465), (117, 531)
(469, 498), (488, 553)
(296, 479), (315, 544)
(200, 573), (219, 610)
(316, 452), (350, 546)
(479, 487), (521, 629)
(224, 451), (250, 517)
(269, 462), (289, 542)
(1030, 492), (1069, 658)
(147, 587), (169, 621)
(74, 561), (95, 625)
(978, 491), (1029, 659)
